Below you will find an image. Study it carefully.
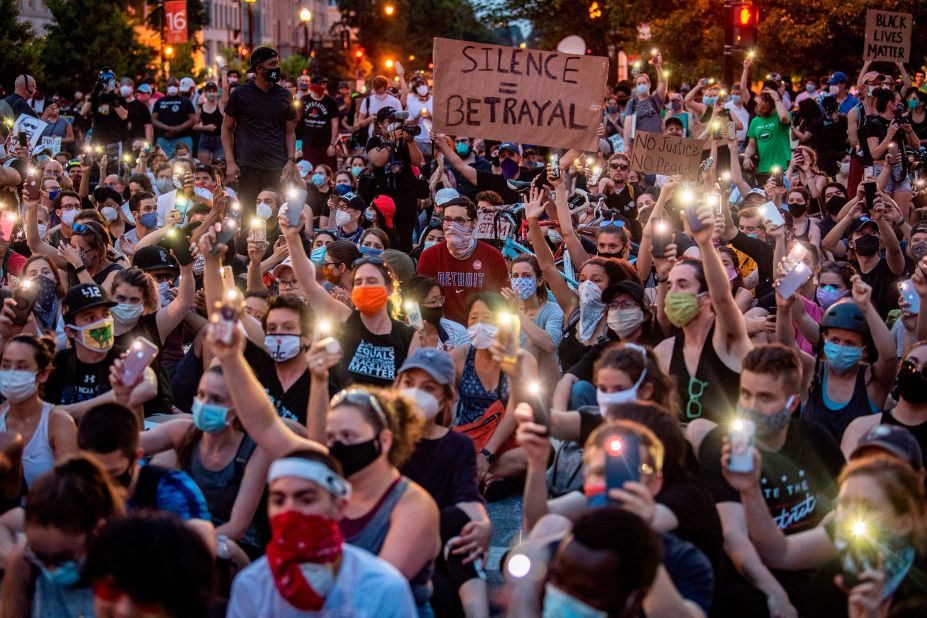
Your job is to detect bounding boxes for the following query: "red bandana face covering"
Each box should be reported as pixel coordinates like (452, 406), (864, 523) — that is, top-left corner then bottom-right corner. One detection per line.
(266, 511), (344, 610)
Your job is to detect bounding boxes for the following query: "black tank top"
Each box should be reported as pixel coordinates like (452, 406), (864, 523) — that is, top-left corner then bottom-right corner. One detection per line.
(802, 364), (874, 445)
(198, 104), (222, 137)
(882, 409), (927, 465)
(669, 323), (740, 423)
(338, 310), (415, 387)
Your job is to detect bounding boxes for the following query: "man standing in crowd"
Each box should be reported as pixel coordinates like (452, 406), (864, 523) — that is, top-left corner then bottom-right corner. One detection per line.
(83, 69), (128, 152)
(298, 75), (340, 170)
(5, 74), (38, 119)
(151, 77), (196, 157)
(222, 46), (297, 221)
(623, 52), (667, 152)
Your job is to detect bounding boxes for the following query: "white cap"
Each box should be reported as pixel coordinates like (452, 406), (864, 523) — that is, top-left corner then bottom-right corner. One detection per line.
(192, 186), (213, 202)
(272, 257), (294, 277)
(179, 77), (196, 92)
(434, 187), (460, 206)
(297, 160), (313, 178)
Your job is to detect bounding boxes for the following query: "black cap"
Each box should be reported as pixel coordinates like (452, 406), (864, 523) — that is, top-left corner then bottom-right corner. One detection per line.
(603, 280), (647, 309)
(338, 191), (366, 212)
(665, 116), (684, 129)
(248, 46), (279, 70)
(852, 424), (923, 471)
(92, 186), (122, 205)
(311, 74), (328, 85)
(133, 245), (179, 272)
(376, 106), (397, 123)
(62, 283), (117, 323)
(850, 216), (878, 234)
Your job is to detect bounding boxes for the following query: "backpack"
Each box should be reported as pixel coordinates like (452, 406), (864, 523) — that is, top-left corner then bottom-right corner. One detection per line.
(546, 438), (585, 497)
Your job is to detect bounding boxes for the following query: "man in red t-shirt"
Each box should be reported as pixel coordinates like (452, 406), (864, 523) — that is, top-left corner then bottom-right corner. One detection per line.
(417, 197), (508, 324)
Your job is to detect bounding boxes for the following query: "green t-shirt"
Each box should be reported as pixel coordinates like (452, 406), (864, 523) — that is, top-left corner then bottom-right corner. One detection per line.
(747, 112), (792, 174)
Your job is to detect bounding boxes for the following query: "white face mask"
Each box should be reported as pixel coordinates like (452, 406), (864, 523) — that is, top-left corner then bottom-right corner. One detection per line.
(299, 563), (336, 598)
(547, 229), (563, 243)
(400, 387), (441, 421)
(607, 306), (645, 338)
(264, 334), (303, 362)
(467, 322), (497, 350)
(167, 86), (179, 96)
(415, 85), (429, 97)
(596, 368), (647, 415)
(37, 223), (48, 238)
(828, 85), (839, 95)
(256, 202), (274, 220)
(60, 209), (78, 227)
(839, 161), (850, 174)
(334, 209), (353, 228)
(119, 85), (132, 97)
(636, 83), (650, 96)
(111, 302), (145, 326)
(101, 206), (119, 222)
(0, 370), (37, 403)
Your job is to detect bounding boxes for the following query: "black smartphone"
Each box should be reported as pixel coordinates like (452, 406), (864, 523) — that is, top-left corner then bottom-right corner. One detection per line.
(11, 280), (39, 326)
(863, 181), (876, 215)
(17, 132), (27, 148)
(651, 217), (672, 258)
(211, 218), (238, 255)
(606, 433), (641, 497)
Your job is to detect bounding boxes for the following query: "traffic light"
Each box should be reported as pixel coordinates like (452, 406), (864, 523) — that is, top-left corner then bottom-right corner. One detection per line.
(354, 49), (364, 64)
(732, 3), (758, 48)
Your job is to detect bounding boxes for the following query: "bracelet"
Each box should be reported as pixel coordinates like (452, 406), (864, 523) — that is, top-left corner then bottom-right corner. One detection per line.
(480, 448), (497, 463)
(287, 156), (296, 163)
(73, 264), (87, 274)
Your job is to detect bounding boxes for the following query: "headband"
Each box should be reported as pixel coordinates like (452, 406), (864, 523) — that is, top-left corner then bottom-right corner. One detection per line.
(268, 458), (351, 499)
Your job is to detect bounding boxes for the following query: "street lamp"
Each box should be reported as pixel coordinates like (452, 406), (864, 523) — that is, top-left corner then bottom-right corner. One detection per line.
(299, 8), (312, 58)
(245, 0), (256, 54)
(384, 3), (395, 16)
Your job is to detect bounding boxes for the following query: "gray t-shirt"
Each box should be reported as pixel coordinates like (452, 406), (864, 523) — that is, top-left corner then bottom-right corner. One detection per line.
(626, 94), (664, 135)
(224, 81), (297, 170)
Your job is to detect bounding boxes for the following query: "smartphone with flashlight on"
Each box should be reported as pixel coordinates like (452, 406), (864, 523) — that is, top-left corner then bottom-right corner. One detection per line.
(11, 279), (39, 326)
(404, 301), (424, 331)
(250, 218), (267, 244)
(839, 520), (883, 589)
(727, 418), (756, 473)
(758, 201), (785, 227)
(548, 154), (560, 181)
(651, 217), (673, 258)
(777, 245), (813, 299)
(212, 287), (243, 345)
(211, 218), (238, 255)
(495, 311), (520, 365)
(121, 337), (159, 384)
(899, 279), (920, 315)
(286, 188), (307, 227)
(606, 433), (641, 498)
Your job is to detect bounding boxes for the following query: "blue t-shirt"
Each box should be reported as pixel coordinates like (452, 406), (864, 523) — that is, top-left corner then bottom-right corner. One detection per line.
(131, 461), (211, 521)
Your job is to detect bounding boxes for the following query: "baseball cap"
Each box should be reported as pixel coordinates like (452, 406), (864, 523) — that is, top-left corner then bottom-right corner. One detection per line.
(137, 84), (153, 94)
(376, 106), (397, 123)
(434, 187), (460, 206)
(498, 142), (519, 155)
(398, 348), (455, 385)
(850, 216), (878, 234)
(62, 283), (117, 323)
(852, 424), (923, 471)
(602, 280), (647, 310)
(338, 191), (365, 212)
(827, 71), (849, 85)
(311, 75), (328, 85)
(179, 77), (196, 92)
(381, 249), (415, 284)
(372, 195), (396, 228)
(911, 220), (927, 238)
(132, 245), (179, 272)
(664, 116), (684, 129)
(249, 46), (279, 70)
(746, 187), (767, 199)
(272, 257), (294, 277)
(296, 160), (313, 179)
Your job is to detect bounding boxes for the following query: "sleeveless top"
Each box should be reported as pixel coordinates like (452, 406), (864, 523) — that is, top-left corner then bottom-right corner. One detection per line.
(338, 311), (416, 387)
(186, 434), (260, 548)
(39, 117), (70, 139)
(669, 323), (740, 423)
(67, 261), (123, 289)
(456, 346), (509, 425)
(802, 364), (877, 445)
(881, 409), (927, 464)
(0, 401), (55, 488)
(198, 104), (223, 137)
(793, 218), (812, 243)
(341, 476), (433, 606)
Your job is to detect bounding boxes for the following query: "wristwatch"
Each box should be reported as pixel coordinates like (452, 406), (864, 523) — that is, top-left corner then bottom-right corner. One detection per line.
(287, 156), (296, 163)
(73, 264), (87, 274)
(480, 448), (497, 463)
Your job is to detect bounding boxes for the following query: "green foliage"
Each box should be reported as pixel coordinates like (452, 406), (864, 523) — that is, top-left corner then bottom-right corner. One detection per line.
(145, 0), (208, 49)
(338, 0), (493, 72)
(0, 0), (43, 90)
(41, 0), (156, 95)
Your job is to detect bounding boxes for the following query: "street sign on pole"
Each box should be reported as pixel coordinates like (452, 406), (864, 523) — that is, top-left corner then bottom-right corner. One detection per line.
(165, 0), (188, 44)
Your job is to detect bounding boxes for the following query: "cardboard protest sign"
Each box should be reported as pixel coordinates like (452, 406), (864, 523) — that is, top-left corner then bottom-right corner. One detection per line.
(12, 115), (48, 151)
(432, 37), (608, 151)
(629, 131), (704, 177)
(864, 10), (912, 63)
(40, 136), (61, 155)
(474, 211), (515, 240)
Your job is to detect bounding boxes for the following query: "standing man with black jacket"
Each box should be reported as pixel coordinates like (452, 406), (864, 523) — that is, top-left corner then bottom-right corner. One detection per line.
(222, 47), (298, 222)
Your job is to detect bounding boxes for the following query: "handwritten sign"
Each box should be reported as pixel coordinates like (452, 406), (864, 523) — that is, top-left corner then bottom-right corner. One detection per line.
(629, 131), (704, 177)
(40, 136), (61, 155)
(432, 38), (608, 151)
(864, 9), (912, 62)
(474, 211), (515, 240)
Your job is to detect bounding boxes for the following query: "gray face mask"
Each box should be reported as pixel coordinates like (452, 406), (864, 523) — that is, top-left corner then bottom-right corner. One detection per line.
(737, 395), (796, 439)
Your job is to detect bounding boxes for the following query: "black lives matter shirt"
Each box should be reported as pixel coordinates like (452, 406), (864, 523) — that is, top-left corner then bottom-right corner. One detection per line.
(225, 81), (297, 170)
(300, 94), (340, 147)
(698, 419), (844, 534)
(45, 346), (126, 405)
(338, 311), (416, 387)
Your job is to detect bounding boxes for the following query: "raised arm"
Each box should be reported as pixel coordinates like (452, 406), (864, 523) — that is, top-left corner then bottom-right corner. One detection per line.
(525, 187), (576, 315)
(551, 170), (591, 265)
(431, 131), (478, 186)
(156, 261), (194, 342)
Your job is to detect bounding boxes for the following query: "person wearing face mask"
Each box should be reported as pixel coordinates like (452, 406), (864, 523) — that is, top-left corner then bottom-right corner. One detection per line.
(151, 77), (196, 158)
(298, 75), (340, 170)
(817, 182), (850, 239)
(77, 403), (213, 532)
(603, 94), (624, 138)
(1, 457), (124, 618)
(904, 87), (927, 144)
(622, 54), (667, 154)
(785, 286), (896, 444)
(784, 187), (821, 247)
(91, 185), (126, 233)
(317, 241), (361, 301)
(331, 191), (365, 243)
(223, 47), (299, 225)
(822, 206), (905, 319)
(24, 189), (79, 270)
(359, 228), (389, 258)
(193, 82), (224, 165)
(41, 284), (155, 419)
(402, 276), (469, 351)
(119, 78), (153, 146)
(417, 197), (509, 324)
(0, 335), (76, 489)
(307, 163), (335, 220)
(81, 69), (128, 151)
(501, 254), (564, 390)
(140, 365), (270, 558)
(516, 418), (714, 618)
(227, 448), (416, 617)
(39, 100), (77, 154)
(398, 72), (434, 159)
(355, 75), (403, 141)
(689, 344), (845, 618)
(60, 220), (123, 291)
(843, 340), (927, 463)
(116, 191), (157, 257)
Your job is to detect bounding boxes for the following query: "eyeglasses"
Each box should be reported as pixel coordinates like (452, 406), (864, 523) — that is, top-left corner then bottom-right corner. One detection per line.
(424, 297), (445, 307)
(599, 219), (625, 229)
(607, 300), (639, 311)
(278, 278), (299, 289)
(609, 163), (629, 171)
(331, 388), (388, 425)
(685, 376), (708, 419)
(443, 217), (471, 225)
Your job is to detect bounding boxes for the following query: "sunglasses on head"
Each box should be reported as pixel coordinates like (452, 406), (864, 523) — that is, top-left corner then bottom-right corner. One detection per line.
(72, 223), (92, 233)
(331, 388), (388, 424)
(352, 256), (385, 268)
(599, 219), (625, 229)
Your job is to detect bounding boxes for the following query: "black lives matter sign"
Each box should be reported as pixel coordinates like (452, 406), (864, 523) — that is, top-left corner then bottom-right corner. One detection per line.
(864, 10), (912, 63)
(432, 37), (608, 151)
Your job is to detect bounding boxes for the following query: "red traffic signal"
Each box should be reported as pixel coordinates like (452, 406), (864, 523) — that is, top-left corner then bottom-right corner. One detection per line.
(733, 3), (758, 27)
(354, 49), (364, 60)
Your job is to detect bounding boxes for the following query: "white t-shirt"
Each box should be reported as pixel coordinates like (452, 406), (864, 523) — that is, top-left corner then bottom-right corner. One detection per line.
(404, 95), (433, 144)
(361, 93), (403, 139)
(227, 544), (416, 618)
(115, 227), (140, 256)
(156, 189), (177, 227)
(724, 101), (750, 143)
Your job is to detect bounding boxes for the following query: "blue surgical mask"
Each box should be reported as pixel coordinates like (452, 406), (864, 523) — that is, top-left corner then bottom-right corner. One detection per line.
(32, 556), (81, 588)
(191, 398), (229, 433)
(423, 241), (437, 251)
(703, 96), (717, 106)
(311, 173), (326, 187)
(824, 340), (863, 374)
(731, 94), (742, 104)
(542, 583), (607, 618)
(335, 183), (352, 195)
(359, 245), (383, 257)
(48, 189), (60, 202)
(139, 212), (159, 229)
(364, 207), (377, 222)
(816, 286), (845, 310)
(310, 246), (326, 264)
(154, 178), (173, 194)
(635, 84), (650, 96)
(351, 165), (363, 177)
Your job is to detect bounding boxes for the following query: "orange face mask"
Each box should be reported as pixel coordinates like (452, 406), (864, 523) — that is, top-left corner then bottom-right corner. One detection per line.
(351, 286), (388, 315)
